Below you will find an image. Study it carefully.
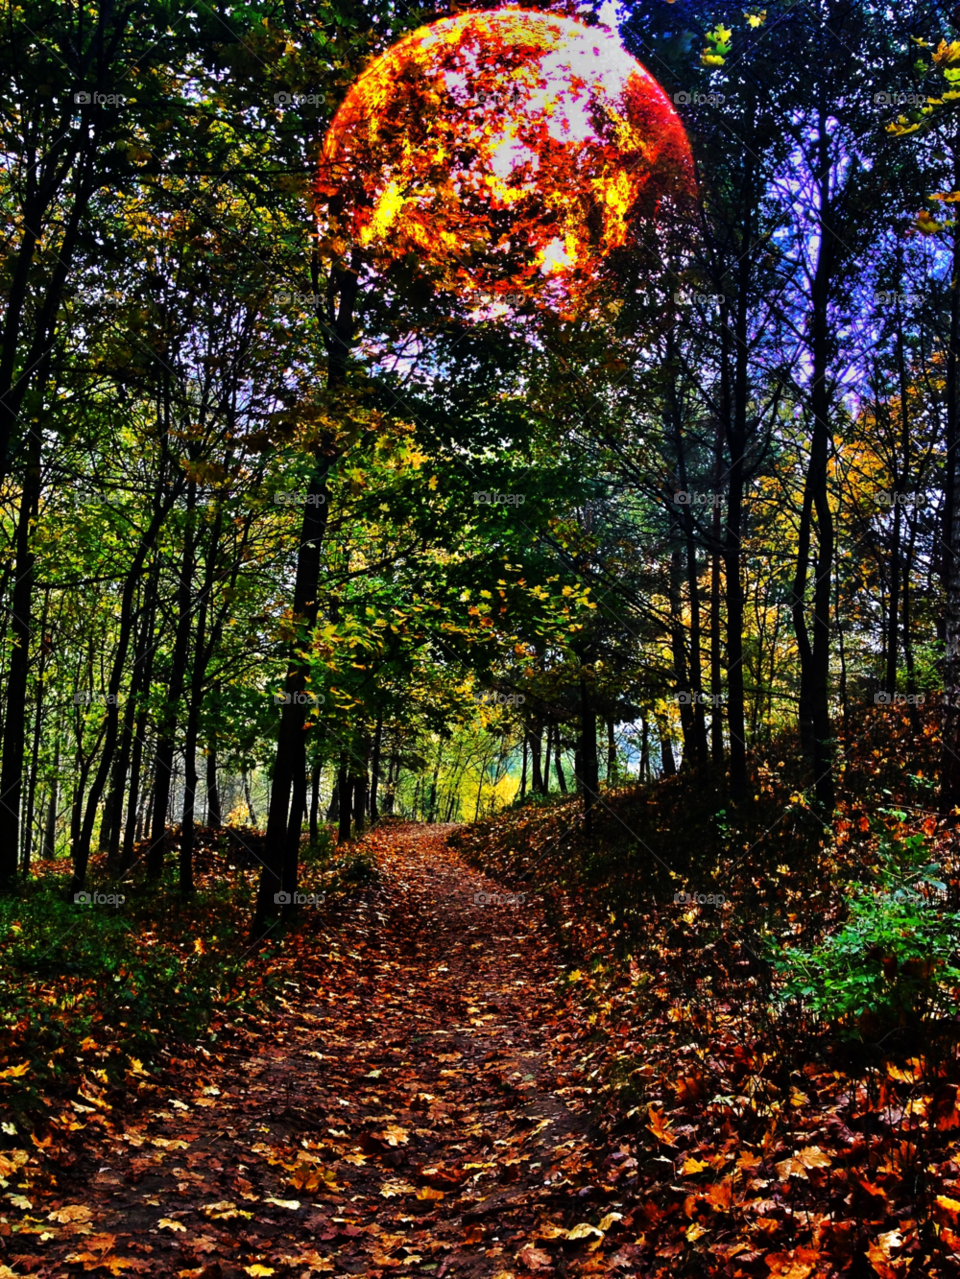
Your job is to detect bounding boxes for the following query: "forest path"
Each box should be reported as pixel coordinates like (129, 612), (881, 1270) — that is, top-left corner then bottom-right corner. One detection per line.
(18, 823), (631, 1279)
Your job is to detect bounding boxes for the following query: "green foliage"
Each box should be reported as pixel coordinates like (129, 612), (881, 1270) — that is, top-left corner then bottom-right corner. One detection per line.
(772, 827), (960, 1040)
(0, 882), (264, 1105)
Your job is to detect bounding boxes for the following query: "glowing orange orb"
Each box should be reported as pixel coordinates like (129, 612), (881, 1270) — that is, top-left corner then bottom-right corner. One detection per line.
(319, 8), (693, 312)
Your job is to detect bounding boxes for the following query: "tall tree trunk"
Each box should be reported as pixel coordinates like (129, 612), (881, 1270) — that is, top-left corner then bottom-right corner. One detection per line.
(42, 736), (61, 860)
(206, 747), (222, 828)
(427, 738), (442, 822)
(0, 431), (40, 885)
(309, 761), (321, 842)
(251, 261), (357, 938)
(242, 771), (257, 827)
(107, 582), (155, 873)
(553, 732), (566, 793)
(327, 770), (341, 822)
(530, 719), (544, 794)
(723, 247), (749, 800)
(146, 481), (198, 879)
(22, 589), (49, 874)
(710, 403), (726, 768)
(369, 715), (382, 822)
(941, 145), (960, 813)
(179, 579), (211, 898)
(542, 723), (552, 794)
(579, 661), (599, 834)
(670, 544), (696, 767)
(337, 754), (352, 844)
(606, 718), (616, 782)
(520, 729), (528, 800)
(659, 719), (677, 777)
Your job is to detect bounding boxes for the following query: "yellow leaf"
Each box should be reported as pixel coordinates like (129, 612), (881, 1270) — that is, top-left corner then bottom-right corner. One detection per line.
(158, 1219), (186, 1232)
(682, 1157), (710, 1174)
(417, 1186), (444, 1200)
(795, 1145), (831, 1168)
(48, 1204), (93, 1224)
(537, 1224), (569, 1240)
(244, 1269), (276, 1277)
(264, 1198), (301, 1210)
(915, 210), (943, 234)
(0, 1063), (30, 1080)
(934, 38), (960, 63)
(567, 1222), (604, 1240)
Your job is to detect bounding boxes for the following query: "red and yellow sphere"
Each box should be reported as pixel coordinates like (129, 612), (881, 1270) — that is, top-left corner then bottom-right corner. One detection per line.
(319, 8), (693, 313)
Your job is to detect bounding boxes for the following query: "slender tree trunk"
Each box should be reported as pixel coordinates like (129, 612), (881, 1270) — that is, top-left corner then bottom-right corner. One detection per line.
(427, 738), (442, 822)
(554, 732), (566, 793)
(579, 662), (599, 834)
(710, 405), (725, 768)
(146, 482), (198, 879)
(606, 718), (616, 782)
(723, 264), (749, 800)
(179, 579), (211, 898)
(941, 145), (960, 813)
(251, 261), (357, 938)
(0, 431), (40, 885)
(42, 737), (60, 860)
(327, 769), (341, 822)
(242, 771), (257, 827)
(670, 544), (696, 767)
(542, 723), (551, 794)
(206, 747), (222, 827)
(659, 719), (677, 777)
(309, 760), (321, 843)
(520, 730), (528, 800)
(369, 715), (382, 822)
(530, 719), (544, 793)
(337, 755), (352, 844)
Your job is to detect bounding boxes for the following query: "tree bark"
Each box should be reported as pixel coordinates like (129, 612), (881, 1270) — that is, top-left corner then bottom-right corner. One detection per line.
(0, 430), (40, 885)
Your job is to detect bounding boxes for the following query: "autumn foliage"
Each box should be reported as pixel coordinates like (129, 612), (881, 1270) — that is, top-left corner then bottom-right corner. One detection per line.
(318, 9), (694, 314)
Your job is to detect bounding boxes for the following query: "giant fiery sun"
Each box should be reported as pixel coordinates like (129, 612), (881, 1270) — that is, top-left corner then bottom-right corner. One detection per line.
(319, 8), (693, 312)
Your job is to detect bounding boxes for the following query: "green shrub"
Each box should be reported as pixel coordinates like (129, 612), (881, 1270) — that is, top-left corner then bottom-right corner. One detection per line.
(772, 825), (960, 1040)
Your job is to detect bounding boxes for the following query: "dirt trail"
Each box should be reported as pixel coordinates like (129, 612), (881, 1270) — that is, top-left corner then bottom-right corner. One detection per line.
(11, 824), (632, 1279)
